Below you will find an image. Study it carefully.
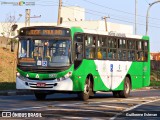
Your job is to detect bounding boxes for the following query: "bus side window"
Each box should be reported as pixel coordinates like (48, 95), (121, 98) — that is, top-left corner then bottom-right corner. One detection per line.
(128, 50), (135, 61)
(144, 51), (148, 61)
(143, 41), (148, 61)
(102, 49), (107, 59)
(118, 50), (122, 60)
(97, 48), (102, 59)
(108, 49), (116, 59)
(137, 51), (144, 61)
(85, 35), (96, 59)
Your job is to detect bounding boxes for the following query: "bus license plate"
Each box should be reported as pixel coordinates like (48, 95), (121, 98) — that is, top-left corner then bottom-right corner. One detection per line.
(36, 83), (46, 87)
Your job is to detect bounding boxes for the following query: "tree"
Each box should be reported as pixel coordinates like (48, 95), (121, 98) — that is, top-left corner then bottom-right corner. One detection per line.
(1, 14), (22, 51)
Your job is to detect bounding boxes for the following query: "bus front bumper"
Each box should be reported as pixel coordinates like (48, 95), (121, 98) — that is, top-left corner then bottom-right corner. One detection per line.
(16, 77), (73, 91)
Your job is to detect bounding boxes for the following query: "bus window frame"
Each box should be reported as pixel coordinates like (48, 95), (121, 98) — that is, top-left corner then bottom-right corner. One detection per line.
(73, 33), (85, 61)
(74, 33), (149, 62)
(84, 34), (97, 60)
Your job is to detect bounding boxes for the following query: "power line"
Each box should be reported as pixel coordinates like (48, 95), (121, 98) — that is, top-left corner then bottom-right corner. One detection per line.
(144, 0), (150, 5)
(1, 1), (159, 29)
(62, 2), (160, 26)
(62, 4), (160, 29)
(24, 2), (160, 27)
(82, 0), (160, 21)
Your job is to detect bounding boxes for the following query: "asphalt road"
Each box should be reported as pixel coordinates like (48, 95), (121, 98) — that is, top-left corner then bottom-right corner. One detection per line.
(0, 89), (160, 120)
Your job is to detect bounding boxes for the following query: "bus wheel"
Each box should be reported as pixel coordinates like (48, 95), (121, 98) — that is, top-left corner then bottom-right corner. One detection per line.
(119, 77), (131, 98)
(34, 92), (47, 100)
(79, 77), (91, 101)
(112, 91), (120, 98)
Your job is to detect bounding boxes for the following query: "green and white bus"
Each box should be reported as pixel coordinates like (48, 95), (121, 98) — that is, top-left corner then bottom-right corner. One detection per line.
(16, 26), (150, 101)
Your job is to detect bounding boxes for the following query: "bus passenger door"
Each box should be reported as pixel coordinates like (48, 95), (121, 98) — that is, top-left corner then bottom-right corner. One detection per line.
(74, 34), (84, 70)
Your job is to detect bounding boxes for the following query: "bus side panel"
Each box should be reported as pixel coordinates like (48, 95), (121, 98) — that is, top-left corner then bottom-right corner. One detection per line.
(113, 80), (124, 91)
(142, 36), (150, 87)
(128, 61), (150, 89)
(72, 60), (109, 91)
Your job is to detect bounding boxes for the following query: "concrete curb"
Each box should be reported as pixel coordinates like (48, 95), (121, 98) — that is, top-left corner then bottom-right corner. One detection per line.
(141, 86), (160, 90)
(130, 86), (160, 91)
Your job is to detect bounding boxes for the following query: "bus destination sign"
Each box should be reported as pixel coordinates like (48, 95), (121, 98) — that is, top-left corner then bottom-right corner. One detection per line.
(20, 28), (70, 37)
(27, 30), (63, 36)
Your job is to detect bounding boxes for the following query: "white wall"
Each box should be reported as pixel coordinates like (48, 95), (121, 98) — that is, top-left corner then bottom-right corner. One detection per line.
(61, 6), (85, 22)
(61, 20), (133, 34)
(0, 21), (133, 37)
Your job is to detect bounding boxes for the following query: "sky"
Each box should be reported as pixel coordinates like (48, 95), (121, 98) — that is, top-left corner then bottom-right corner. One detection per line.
(0, 0), (160, 52)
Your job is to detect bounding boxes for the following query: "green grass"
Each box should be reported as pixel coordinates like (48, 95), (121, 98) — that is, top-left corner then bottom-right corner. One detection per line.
(150, 80), (160, 87)
(150, 70), (160, 81)
(0, 82), (16, 90)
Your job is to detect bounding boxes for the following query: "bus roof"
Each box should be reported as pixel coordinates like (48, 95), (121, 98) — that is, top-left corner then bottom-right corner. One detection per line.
(19, 26), (149, 40)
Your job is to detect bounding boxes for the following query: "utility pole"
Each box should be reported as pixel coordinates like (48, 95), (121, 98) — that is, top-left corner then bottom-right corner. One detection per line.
(102, 16), (110, 32)
(135, 0), (137, 34)
(25, 9), (41, 27)
(146, 0), (160, 35)
(25, 9), (30, 27)
(57, 0), (62, 25)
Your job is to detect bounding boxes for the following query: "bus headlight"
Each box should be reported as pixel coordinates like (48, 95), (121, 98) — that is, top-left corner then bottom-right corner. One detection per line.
(16, 72), (20, 77)
(57, 71), (72, 81)
(64, 71), (72, 78)
(17, 73), (26, 81)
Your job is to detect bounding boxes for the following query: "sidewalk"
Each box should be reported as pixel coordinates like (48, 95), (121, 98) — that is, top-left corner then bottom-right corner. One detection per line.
(0, 86), (159, 96)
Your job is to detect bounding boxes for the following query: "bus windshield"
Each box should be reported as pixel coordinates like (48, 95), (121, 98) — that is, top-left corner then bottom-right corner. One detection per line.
(18, 39), (71, 67)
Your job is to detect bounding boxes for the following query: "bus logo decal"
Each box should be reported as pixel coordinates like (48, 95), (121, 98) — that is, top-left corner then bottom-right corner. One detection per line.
(36, 74), (39, 78)
(49, 74), (57, 78)
(42, 61), (47, 66)
(26, 74), (29, 77)
(110, 64), (113, 72)
(117, 64), (122, 72)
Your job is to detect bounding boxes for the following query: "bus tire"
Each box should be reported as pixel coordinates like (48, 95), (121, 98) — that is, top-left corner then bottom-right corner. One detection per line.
(34, 92), (47, 100)
(119, 77), (131, 98)
(78, 77), (92, 101)
(112, 91), (120, 98)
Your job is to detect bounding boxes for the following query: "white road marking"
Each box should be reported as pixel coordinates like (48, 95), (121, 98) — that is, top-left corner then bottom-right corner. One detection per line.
(110, 98), (160, 120)
(2, 96), (160, 119)
(46, 108), (115, 114)
(120, 98), (150, 102)
(3, 106), (47, 111)
(99, 105), (126, 109)
(57, 104), (127, 110)
(132, 89), (158, 92)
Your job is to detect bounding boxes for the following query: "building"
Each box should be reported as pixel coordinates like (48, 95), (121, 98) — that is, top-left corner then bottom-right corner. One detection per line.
(150, 52), (160, 61)
(150, 52), (160, 71)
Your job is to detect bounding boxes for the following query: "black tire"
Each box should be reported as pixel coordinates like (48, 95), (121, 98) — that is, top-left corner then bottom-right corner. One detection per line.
(119, 77), (131, 98)
(78, 77), (93, 101)
(34, 92), (47, 100)
(112, 91), (120, 98)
